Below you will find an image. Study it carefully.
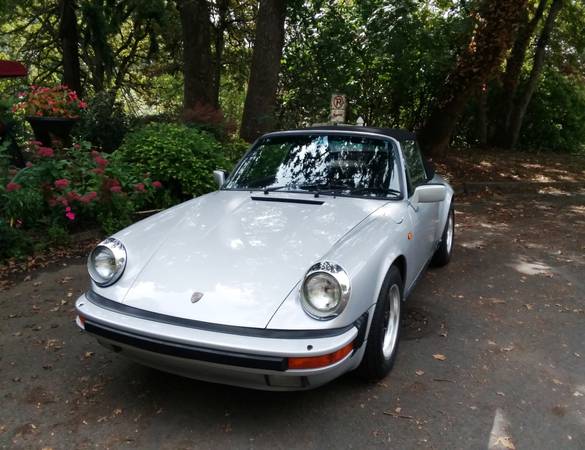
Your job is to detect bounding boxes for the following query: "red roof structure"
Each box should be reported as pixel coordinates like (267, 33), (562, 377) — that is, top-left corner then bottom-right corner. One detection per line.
(0, 61), (28, 78)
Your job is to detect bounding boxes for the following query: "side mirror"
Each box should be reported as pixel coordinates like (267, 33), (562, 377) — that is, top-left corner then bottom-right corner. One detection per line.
(213, 169), (227, 188)
(414, 184), (446, 203)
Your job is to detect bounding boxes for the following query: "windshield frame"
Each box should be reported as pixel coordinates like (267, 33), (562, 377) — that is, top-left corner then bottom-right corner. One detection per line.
(222, 130), (406, 201)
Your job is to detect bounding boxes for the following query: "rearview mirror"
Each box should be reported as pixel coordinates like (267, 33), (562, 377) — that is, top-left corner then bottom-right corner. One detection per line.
(213, 170), (227, 188)
(414, 184), (446, 203)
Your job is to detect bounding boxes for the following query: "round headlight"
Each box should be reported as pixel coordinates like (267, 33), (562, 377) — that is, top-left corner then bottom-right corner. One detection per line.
(301, 262), (350, 320)
(88, 238), (126, 286)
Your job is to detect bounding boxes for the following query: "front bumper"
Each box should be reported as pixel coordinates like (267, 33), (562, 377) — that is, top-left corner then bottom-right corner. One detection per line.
(76, 292), (370, 390)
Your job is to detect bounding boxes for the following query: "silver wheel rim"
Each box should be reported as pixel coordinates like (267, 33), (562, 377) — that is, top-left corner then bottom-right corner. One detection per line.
(445, 212), (454, 254)
(382, 284), (401, 359)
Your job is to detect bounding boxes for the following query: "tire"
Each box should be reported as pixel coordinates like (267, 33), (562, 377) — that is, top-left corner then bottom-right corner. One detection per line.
(358, 266), (403, 381)
(431, 204), (454, 267)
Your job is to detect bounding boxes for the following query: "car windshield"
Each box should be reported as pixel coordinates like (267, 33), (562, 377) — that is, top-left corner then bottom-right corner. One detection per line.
(224, 134), (402, 198)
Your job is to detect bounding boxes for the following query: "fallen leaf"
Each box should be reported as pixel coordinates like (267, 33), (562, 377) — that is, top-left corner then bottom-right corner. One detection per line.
(493, 436), (516, 449)
(415, 369), (425, 376)
(433, 354), (447, 361)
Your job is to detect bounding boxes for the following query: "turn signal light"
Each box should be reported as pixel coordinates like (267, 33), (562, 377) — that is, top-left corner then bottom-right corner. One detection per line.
(287, 342), (353, 370)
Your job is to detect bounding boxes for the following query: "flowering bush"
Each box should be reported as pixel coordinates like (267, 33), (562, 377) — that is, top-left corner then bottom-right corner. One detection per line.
(0, 140), (167, 238)
(12, 85), (87, 118)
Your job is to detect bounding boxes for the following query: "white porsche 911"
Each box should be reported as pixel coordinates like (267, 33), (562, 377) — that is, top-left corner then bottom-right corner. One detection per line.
(76, 126), (454, 390)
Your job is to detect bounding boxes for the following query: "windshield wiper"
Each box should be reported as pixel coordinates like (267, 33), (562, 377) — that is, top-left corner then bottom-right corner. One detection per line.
(262, 185), (291, 194)
(297, 183), (352, 197)
(350, 187), (402, 198)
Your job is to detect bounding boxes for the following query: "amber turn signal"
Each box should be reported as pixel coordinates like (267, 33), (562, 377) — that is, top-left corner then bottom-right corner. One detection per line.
(287, 342), (354, 370)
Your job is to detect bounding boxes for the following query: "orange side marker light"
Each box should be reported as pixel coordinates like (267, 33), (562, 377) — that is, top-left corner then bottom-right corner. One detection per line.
(288, 342), (354, 370)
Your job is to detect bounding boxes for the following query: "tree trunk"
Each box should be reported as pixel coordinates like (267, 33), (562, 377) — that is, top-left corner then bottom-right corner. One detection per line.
(59, 0), (82, 96)
(212, 0), (229, 109)
(499, 0), (548, 132)
(477, 84), (488, 146)
(417, 0), (528, 157)
(177, 0), (214, 111)
(504, 0), (563, 149)
(240, 0), (286, 142)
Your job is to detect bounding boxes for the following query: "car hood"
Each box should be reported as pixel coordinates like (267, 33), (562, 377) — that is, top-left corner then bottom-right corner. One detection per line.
(120, 190), (390, 328)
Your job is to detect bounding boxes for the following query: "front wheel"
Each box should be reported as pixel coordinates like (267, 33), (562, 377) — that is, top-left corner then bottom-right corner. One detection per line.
(358, 266), (403, 381)
(431, 205), (454, 267)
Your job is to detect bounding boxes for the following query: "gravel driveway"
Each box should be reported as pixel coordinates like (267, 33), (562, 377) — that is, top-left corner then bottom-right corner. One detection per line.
(1, 186), (584, 450)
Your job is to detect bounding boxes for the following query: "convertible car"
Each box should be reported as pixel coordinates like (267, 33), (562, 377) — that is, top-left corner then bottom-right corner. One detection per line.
(75, 126), (454, 390)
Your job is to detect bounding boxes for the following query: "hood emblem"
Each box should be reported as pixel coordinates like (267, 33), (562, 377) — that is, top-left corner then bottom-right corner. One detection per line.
(190, 292), (204, 303)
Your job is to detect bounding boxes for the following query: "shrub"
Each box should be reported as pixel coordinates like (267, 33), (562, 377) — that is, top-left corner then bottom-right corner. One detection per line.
(0, 218), (32, 260)
(1, 140), (166, 241)
(115, 122), (228, 199)
(518, 69), (585, 153)
(76, 91), (129, 152)
(12, 85), (87, 118)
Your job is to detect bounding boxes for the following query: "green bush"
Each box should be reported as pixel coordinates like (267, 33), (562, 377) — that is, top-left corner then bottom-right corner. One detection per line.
(519, 69), (585, 153)
(76, 91), (129, 152)
(0, 218), (32, 260)
(115, 122), (228, 199)
(1, 140), (166, 249)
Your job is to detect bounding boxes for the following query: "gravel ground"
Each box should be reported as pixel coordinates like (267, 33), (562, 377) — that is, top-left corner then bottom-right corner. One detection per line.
(1, 185), (584, 450)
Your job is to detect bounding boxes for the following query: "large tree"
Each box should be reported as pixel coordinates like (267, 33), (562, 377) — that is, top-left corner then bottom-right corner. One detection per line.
(176, 0), (215, 112)
(417, 0), (528, 156)
(59, 0), (82, 95)
(504, 0), (564, 148)
(240, 0), (286, 142)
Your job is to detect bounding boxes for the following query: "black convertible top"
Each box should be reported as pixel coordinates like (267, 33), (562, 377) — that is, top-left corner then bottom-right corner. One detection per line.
(265, 125), (416, 141)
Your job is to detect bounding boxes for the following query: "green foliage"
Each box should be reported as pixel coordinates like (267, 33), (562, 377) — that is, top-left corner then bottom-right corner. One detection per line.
(518, 69), (585, 153)
(0, 140), (166, 259)
(0, 218), (32, 260)
(115, 122), (228, 198)
(280, 0), (468, 129)
(76, 91), (129, 152)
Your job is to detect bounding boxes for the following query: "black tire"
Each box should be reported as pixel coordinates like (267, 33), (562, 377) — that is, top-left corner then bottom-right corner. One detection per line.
(358, 266), (403, 381)
(431, 204), (454, 267)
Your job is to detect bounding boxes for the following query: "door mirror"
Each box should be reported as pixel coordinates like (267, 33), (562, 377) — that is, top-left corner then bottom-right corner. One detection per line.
(213, 169), (227, 188)
(414, 184), (446, 203)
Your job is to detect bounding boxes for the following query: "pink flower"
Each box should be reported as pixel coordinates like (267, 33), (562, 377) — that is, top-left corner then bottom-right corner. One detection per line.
(91, 167), (105, 175)
(25, 162), (33, 168)
(94, 156), (108, 167)
(55, 196), (68, 207)
(65, 211), (76, 221)
(73, 143), (81, 149)
(80, 191), (97, 203)
(151, 181), (162, 189)
(6, 182), (22, 192)
(29, 140), (43, 146)
(66, 191), (80, 201)
(37, 147), (54, 158)
(134, 183), (146, 193)
(54, 179), (70, 189)
(110, 185), (122, 193)
(15, 219), (23, 228)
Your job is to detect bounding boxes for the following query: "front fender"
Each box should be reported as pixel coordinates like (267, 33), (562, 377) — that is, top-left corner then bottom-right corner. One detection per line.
(267, 202), (410, 330)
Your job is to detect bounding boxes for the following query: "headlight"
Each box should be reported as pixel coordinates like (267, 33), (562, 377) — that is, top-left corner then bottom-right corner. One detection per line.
(301, 262), (350, 320)
(87, 238), (127, 287)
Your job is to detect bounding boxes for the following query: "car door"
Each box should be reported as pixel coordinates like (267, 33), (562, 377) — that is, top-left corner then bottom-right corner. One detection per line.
(401, 140), (440, 285)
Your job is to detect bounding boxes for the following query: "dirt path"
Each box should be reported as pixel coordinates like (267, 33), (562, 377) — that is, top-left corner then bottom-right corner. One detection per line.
(1, 186), (584, 449)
